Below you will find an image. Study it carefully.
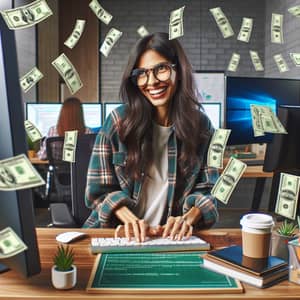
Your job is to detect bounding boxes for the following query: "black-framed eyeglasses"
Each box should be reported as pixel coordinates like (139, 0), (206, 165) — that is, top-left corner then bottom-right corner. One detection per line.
(130, 62), (176, 87)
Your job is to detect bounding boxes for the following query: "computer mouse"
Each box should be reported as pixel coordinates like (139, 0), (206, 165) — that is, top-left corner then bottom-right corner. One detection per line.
(56, 231), (87, 244)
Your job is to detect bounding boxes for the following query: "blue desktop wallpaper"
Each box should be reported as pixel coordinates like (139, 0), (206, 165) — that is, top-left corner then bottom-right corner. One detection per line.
(226, 77), (300, 145)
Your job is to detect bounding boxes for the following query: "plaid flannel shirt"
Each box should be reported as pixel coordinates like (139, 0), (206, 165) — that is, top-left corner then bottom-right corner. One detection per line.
(83, 104), (219, 229)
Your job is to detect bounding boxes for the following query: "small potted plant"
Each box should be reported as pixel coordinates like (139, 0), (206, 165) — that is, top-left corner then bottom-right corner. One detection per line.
(26, 134), (39, 159)
(51, 244), (77, 290)
(271, 219), (298, 260)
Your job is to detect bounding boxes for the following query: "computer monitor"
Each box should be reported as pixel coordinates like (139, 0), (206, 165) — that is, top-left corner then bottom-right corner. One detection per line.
(0, 17), (41, 277)
(201, 103), (221, 129)
(103, 102), (122, 121)
(225, 76), (300, 145)
(26, 103), (102, 136)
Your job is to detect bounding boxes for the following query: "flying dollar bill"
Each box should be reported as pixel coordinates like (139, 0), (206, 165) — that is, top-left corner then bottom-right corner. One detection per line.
(100, 28), (123, 57)
(271, 13), (284, 44)
(207, 129), (231, 169)
(227, 52), (240, 72)
(275, 173), (300, 220)
(0, 0), (53, 30)
(250, 104), (288, 136)
(19, 67), (43, 93)
(64, 19), (86, 49)
(211, 157), (247, 204)
(249, 50), (264, 71)
(24, 120), (43, 143)
(89, 0), (112, 25)
(169, 6), (185, 40)
(237, 17), (253, 43)
(0, 154), (45, 191)
(137, 25), (149, 37)
(274, 54), (289, 73)
(52, 53), (83, 95)
(0, 227), (27, 259)
(290, 53), (300, 67)
(210, 7), (234, 39)
(62, 130), (78, 163)
(288, 5), (300, 17)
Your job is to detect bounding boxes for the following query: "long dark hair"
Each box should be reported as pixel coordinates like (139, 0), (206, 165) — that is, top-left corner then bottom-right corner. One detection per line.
(119, 32), (207, 180)
(57, 97), (86, 136)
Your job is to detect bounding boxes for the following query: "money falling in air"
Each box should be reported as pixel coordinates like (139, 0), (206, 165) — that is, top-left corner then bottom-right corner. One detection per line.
(89, 0), (112, 25)
(275, 173), (300, 220)
(100, 28), (123, 57)
(271, 13), (284, 44)
(211, 157), (247, 204)
(237, 17), (253, 43)
(0, 0), (52, 30)
(24, 120), (43, 143)
(273, 54), (289, 73)
(63, 130), (78, 163)
(169, 6), (185, 40)
(64, 19), (86, 49)
(19, 67), (43, 93)
(227, 52), (240, 72)
(249, 50), (264, 71)
(137, 25), (149, 38)
(0, 227), (27, 259)
(0, 154), (45, 191)
(207, 129), (231, 169)
(210, 7), (234, 39)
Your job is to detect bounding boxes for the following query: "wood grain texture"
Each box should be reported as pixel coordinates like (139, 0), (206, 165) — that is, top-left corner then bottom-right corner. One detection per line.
(0, 228), (299, 299)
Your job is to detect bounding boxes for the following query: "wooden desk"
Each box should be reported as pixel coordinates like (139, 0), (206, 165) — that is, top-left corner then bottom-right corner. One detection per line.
(0, 228), (299, 299)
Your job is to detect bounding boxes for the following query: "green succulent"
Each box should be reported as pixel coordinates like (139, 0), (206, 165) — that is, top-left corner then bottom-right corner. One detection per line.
(276, 219), (298, 237)
(53, 245), (74, 272)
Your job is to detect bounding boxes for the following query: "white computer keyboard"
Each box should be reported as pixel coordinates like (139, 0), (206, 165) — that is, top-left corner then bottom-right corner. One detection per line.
(90, 236), (210, 254)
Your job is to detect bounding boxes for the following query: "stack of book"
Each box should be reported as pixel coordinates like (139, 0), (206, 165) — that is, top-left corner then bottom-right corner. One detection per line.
(202, 245), (288, 288)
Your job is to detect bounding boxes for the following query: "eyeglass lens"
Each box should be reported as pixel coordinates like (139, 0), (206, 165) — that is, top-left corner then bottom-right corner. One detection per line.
(136, 63), (172, 86)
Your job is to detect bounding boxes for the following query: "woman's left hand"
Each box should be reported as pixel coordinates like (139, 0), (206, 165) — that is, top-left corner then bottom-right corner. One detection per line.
(162, 207), (202, 240)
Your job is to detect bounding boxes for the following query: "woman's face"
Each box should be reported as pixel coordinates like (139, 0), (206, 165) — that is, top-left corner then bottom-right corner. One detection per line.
(136, 49), (177, 111)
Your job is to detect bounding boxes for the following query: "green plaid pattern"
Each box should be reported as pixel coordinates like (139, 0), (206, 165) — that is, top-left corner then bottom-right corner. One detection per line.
(83, 105), (219, 229)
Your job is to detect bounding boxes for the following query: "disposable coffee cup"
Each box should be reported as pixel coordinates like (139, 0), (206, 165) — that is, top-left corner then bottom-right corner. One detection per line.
(240, 213), (274, 258)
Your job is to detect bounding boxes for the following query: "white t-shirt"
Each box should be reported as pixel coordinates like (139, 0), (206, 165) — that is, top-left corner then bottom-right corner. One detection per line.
(135, 123), (172, 226)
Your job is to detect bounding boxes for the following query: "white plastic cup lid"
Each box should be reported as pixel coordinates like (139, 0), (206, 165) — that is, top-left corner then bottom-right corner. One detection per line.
(240, 213), (274, 229)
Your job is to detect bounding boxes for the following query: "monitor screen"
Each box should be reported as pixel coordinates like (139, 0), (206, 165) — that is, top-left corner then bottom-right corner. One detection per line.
(225, 76), (300, 145)
(26, 103), (102, 136)
(0, 17), (41, 277)
(201, 103), (221, 129)
(103, 102), (122, 121)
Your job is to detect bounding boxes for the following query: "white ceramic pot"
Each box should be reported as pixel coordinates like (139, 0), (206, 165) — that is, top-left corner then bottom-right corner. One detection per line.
(51, 264), (77, 290)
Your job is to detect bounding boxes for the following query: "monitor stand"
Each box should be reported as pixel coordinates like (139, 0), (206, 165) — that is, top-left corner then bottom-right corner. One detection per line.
(0, 263), (9, 273)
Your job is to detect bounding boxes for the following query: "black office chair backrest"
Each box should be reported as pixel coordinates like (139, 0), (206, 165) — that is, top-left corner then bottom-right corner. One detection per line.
(70, 133), (97, 226)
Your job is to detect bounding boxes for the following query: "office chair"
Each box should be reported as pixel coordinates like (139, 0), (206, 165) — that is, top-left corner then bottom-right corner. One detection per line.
(49, 133), (97, 227)
(46, 136), (71, 205)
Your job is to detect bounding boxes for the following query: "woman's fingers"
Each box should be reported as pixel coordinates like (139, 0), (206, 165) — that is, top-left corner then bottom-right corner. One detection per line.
(163, 216), (193, 240)
(114, 224), (123, 238)
(169, 216), (183, 240)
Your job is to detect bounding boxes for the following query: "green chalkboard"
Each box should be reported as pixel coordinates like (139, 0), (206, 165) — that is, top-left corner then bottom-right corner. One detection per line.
(87, 252), (243, 294)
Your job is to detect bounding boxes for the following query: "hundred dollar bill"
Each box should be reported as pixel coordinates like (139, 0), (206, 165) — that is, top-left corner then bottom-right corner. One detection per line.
(89, 0), (112, 25)
(207, 129), (231, 169)
(52, 53), (83, 95)
(249, 50), (264, 71)
(0, 227), (27, 259)
(62, 130), (78, 163)
(274, 54), (289, 73)
(0, 154), (45, 191)
(271, 13), (284, 44)
(210, 7), (234, 39)
(19, 67), (43, 93)
(275, 173), (300, 220)
(237, 17), (253, 43)
(64, 19), (86, 49)
(290, 53), (300, 67)
(288, 5), (300, 17)
(169, 6), (185, 40)
(0, 0), (52, 30)
(24, 120), (43, 143)
(227, 52), (240, 72)
(211, 157), (247, 204)
(137, 25), (149, 37)
(250, 105), (265, 137)
(100, 28), (123, 57)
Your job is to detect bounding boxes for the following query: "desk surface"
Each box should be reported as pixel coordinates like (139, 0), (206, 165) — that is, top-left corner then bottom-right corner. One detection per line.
(0, 228), (299, 299)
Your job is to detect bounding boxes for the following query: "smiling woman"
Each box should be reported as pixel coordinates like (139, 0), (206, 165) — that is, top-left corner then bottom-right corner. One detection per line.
(83, 32), (219, 243)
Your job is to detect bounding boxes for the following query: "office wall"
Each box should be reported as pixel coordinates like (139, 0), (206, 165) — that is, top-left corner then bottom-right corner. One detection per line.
(99, 0), (266, 101)
(265, 0), (300, 78)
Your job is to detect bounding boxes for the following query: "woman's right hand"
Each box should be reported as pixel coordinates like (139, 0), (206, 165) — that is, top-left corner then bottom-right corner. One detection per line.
(114, 206), (162, 242)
